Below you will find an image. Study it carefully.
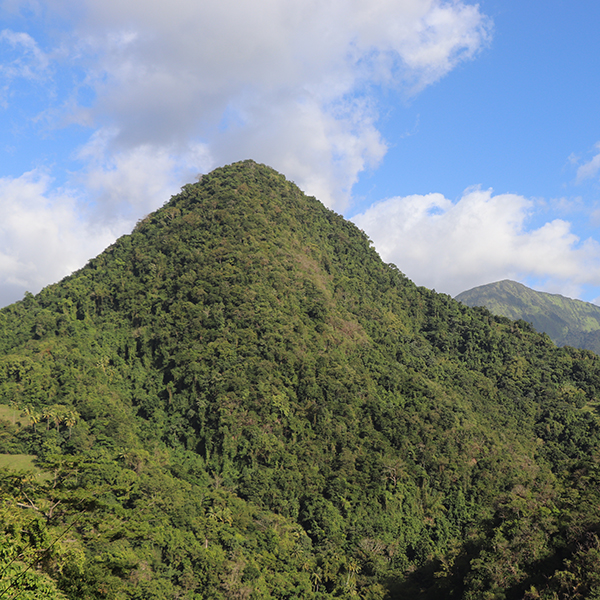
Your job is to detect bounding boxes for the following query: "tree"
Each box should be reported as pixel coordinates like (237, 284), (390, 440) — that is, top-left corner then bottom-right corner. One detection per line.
(22, 405), (40, 432)
(42, 407), (55, 432)
(63, 410), (79, 439)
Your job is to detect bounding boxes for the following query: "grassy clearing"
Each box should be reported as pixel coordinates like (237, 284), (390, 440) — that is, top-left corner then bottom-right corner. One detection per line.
(0, 403), (32, 426)
(0, 454), (51, 481)
(0, 403), (17, 422)
(0, 453), (37, 471)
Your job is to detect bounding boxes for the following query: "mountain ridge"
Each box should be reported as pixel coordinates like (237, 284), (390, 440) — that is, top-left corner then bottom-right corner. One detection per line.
(456, 279), (600, 352)
(1, 161), (600, 598)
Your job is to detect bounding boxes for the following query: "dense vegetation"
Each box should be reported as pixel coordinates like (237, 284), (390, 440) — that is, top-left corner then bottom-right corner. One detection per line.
(456, 279), (600, 353)
(2, 160), (600, 598)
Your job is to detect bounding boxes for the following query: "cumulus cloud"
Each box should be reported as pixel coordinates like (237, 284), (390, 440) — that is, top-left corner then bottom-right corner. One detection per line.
(0, 170), (116, 306)
(44, 0), (491, 208)
(75, 127), (213, 228)
(352, 187), (600, 297)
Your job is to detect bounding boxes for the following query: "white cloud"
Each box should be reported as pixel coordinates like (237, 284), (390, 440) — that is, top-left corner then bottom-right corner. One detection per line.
(75, 127), (213, 228)
(43, 0), (491, 208)
(576, 142), (600, 184)
(210, 93), (386, 208)
(0, 170), (115, 306)
(352, 187), (600, 297)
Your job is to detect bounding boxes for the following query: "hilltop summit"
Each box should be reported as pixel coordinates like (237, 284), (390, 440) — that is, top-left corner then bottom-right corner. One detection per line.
(2, 161), (600, 598)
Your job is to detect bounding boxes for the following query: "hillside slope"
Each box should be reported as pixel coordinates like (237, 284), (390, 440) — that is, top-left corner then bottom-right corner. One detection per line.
(456, 279), (600, 353)
(1, 161), (600, 599)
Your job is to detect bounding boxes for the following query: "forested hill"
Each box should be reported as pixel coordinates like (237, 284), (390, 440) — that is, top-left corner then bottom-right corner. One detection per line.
(456, 279), (600, 353)
(2, 160), (600, 599)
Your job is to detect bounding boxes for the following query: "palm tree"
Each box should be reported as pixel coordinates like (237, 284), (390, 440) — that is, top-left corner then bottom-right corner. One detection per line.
(22, 405), (39, 431)
(63, 410), (79, 438)
(311, 570), (322, 593)
(345, 560), (360, 588)
(30, 411), (41, 432)
(52, 407), (63, 431)
(42, 407), (55, 431)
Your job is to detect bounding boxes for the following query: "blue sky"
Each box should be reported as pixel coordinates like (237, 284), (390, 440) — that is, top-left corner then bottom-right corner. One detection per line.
(2, 0), (600, 307)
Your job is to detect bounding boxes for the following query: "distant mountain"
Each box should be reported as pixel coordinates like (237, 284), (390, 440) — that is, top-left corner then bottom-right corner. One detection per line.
(456, 279), (600, 352)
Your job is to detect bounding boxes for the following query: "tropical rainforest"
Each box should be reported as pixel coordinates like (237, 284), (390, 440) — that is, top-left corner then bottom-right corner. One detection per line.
(2, 160), (600, 599)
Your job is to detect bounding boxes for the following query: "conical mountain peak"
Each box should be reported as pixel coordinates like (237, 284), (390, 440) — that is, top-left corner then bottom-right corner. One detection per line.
(1, 162), (600, 598)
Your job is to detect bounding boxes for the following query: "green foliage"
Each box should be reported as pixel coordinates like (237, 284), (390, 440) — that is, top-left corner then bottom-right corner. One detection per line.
(0, 161), (599, 598)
